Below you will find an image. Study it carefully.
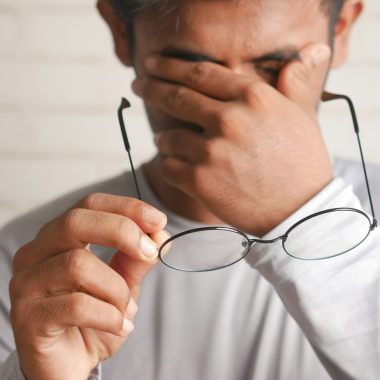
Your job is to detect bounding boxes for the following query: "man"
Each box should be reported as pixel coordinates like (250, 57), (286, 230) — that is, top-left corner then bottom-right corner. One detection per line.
(0, 0), (379, 379)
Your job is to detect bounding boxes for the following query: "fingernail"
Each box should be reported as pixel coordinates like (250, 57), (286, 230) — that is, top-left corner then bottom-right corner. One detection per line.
(143, 206), (166, 225)
(311, 45), (331, 66)
(122, 317), (134, 334)
(132, 79), (142, 96)
(140, 236), (158, 259)
(126, 298), (138, 318)
(145, 56), (157, 71)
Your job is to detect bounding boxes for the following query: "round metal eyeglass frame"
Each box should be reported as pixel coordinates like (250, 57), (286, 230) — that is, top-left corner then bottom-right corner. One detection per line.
(157, 208), (372, 272)
(117, 92), (378, 273)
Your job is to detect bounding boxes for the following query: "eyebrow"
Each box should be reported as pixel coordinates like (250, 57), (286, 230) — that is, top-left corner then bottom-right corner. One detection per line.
(159, 46), (300, 65)
(160, 46), (221, 63)
(253, 50), (300, 63)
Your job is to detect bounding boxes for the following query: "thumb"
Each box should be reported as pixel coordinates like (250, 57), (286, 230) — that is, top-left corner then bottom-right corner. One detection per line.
(277, 43), (331, 113)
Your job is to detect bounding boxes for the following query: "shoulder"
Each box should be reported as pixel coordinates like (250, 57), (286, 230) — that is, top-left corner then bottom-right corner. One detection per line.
(0, 171), (136, 259)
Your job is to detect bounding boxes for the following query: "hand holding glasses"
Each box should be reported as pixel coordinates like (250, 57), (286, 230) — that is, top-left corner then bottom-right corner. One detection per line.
(117, 92), (377, 273)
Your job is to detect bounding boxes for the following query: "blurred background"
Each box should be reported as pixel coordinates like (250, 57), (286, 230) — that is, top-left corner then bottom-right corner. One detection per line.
(0, 0), (379, 228)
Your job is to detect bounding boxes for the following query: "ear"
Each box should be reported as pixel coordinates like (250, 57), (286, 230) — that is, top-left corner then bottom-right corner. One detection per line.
(97, 0), (133, 66)
(330, 0), (363, 68)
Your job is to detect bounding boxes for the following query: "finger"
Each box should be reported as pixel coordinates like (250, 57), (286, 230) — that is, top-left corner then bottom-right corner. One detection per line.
(144, 55), (248, 100)
(132, 76), (221, 133)
(153, 128), (210, 164)
(277, 43), (331, 113)
(15, 209), (160, 270)
(12, 292), (134, 338)
(73, 193), (167, 232)
(159, 157), (197, 196)
(10, 249), (134, 316)
(159, 158), (214, 216)
(109, 229), (171, 300)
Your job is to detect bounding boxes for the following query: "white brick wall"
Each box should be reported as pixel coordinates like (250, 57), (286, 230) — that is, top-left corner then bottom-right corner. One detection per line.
(1, 0), (380, 228)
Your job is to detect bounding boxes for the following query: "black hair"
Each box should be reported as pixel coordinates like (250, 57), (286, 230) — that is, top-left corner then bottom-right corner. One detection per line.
(108, 0), (176, 19)
(109, 0), (345, 22)
(108, 0), (179, 53)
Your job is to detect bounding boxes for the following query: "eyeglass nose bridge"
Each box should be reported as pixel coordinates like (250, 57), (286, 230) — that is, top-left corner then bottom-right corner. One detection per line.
(246, 235), (288, 247)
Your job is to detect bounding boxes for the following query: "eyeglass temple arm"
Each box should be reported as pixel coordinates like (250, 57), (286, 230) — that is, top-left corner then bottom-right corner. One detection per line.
(118, 97), (142, 200)
(322, 91), (377, 229)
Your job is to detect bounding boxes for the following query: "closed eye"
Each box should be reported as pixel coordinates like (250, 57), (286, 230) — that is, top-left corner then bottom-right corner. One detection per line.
(255, 60), (287, 84)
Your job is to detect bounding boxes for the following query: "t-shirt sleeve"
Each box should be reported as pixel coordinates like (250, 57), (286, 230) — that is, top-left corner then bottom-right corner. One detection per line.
(0, 352), (27, 380)
(247, 177), (380, 379)
(0, 224), (19, 371)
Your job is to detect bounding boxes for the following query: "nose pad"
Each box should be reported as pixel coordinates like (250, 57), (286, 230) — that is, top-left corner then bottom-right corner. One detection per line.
(241, 240), (249, 249)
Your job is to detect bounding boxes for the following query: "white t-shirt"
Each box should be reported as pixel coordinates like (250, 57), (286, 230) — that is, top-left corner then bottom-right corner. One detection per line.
(1, 158), (379, 380)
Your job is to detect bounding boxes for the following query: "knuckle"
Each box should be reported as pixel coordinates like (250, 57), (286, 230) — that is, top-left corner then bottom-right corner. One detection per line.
(62, 249), (88, 278)
(187, 62), (207, 85)
(81, 192), (104, 210)
(214, 109), (236, 132)
(62, 208), (83, 234)
(133, 199), (146, 219)
(122, 196), (145, 218)
(167, 86), (187, 108)
(8, 274), (24, 300)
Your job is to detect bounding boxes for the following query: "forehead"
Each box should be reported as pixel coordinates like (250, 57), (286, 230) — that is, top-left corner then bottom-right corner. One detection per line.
(135, 0), (329, 59)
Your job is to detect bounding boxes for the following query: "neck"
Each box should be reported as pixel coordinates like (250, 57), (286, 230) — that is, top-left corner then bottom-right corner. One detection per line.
(143, 155), (223, 225)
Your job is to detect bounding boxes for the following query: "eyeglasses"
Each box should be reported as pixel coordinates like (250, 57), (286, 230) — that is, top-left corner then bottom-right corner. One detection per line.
(117, 92), (377, 272)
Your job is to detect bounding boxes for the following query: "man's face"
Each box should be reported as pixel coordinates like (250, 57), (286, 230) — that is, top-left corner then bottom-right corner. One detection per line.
(131, 0), (331, 133)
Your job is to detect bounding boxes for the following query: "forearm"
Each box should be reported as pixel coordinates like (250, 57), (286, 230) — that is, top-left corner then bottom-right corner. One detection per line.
(248, 178), (380, 379)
